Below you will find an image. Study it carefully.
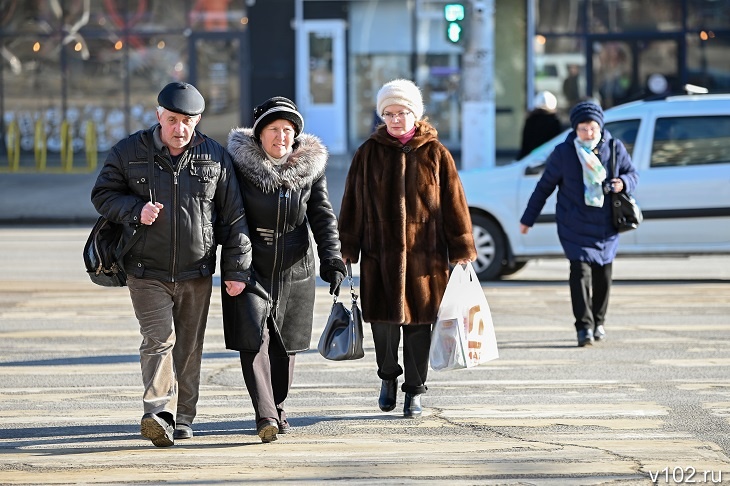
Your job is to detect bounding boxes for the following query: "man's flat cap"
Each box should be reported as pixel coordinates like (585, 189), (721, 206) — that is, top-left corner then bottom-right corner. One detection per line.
(157, 82), (205, 116)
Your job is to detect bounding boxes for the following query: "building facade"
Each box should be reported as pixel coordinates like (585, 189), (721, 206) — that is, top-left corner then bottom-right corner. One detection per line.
(1, 0), (728, 170)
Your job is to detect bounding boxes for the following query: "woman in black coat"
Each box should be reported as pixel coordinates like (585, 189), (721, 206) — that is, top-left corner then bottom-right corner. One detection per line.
(518, 91), (563, 159)
(223, 97), (346, 443)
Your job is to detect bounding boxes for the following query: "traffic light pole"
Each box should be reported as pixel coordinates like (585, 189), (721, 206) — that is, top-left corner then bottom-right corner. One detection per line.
(461, 0), (495, 170)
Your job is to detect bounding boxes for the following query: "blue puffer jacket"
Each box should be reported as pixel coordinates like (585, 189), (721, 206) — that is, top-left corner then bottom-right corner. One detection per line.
(520, 129), (639, 264)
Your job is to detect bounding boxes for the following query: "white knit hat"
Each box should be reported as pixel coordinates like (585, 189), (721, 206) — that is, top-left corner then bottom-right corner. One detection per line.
(533, 91), (557, 111)
(376, 79), (424, 121)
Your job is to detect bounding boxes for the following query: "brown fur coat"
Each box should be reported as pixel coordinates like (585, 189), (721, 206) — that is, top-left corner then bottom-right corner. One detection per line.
(338, 122), (476, 325)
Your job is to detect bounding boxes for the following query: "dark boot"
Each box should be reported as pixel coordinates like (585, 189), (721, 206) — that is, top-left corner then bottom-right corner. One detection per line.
(403, 393), (422, 418)
(577, 328), (594, 347)
(378, 379), (397, 412)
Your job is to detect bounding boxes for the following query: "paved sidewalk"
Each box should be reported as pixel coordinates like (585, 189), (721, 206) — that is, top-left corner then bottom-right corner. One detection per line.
(1, 228), (729, 485)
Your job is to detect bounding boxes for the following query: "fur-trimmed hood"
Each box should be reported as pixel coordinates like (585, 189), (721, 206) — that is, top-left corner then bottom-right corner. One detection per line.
(227, 128), (328, 193)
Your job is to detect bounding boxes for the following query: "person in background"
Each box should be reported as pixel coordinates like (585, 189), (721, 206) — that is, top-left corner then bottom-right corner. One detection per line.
(563, 64), (581, 109)
(518, 91), (563, 159)
(91, 82), (252, 447)
(338, 79), (476, 418)
(224, 96), (346, 443)
(519, 101), (639, 347)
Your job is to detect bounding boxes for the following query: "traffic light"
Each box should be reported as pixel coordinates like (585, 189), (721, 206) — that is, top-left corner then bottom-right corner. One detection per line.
(444, 3), (465, 44)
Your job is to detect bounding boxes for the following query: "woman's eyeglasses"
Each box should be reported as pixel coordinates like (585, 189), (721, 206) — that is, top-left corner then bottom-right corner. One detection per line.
(577, 125), (600, 134)
(382, 111), (412, 121)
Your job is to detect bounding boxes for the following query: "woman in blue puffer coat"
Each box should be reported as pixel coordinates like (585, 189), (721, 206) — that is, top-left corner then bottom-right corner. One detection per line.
(519, 100), (639, 347)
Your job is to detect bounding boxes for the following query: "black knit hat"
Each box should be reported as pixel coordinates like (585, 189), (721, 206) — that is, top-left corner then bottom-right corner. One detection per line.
(252, 97), (304, 140)
(157, 82), (205, 116)
(569, 101), (604, 130)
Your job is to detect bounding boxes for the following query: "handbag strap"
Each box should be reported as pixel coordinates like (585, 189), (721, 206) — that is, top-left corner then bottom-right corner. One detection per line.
(346, 259), (358, 305)
(118, 131), (156, 259)
(146, 130), (157, 204)
(610, 138), (617, 179)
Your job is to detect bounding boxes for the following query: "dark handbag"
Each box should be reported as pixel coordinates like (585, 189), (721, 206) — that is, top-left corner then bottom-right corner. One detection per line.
(318, 261), (365, 361)
(610, 139), (643, 233)
(83, 132), (155, 287)
(83, 216), (143, 286)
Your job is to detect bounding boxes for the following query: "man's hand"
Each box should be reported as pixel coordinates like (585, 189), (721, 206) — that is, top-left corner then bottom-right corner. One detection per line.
(225, 280), (246, 296)
(141, 201), (164, 225)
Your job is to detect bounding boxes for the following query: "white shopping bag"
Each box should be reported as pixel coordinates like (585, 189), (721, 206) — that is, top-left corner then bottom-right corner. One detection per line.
(429, 262), (499, 371)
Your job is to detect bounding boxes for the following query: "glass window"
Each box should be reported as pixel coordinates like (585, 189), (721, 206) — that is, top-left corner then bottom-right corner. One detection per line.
(651, 116), (730, 168)
(686, 34), (730, 93)
(350, 54), (410, 143)
(189, 0), (248, 31)
(534, 48), (586, 112)
(587, 0), (681, 33)
(592, 40), (633, 108)
(637, 40), (679, 96)
(2, 36), (62, 166)
(536, 0), (586, 34)
(0, 2), (63, 33)
(128, 35), (189, 133)
(193, 38), (241, 145)
(66, 36), (126, 157)
(604, 119), (640, 157)
(308, 32), (334, 105)
(94, 0), (186, 31)
(687, 0), (730, 30)
(416, 54), (461, 148)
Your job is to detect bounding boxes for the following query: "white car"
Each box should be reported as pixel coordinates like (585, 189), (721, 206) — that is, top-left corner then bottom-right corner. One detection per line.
(459, 94), (730, 280)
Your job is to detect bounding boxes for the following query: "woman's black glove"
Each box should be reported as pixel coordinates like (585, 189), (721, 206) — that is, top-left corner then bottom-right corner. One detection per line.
(320, 258), (347, 296)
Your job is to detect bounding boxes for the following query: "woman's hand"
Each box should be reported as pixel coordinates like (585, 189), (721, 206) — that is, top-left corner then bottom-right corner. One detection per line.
(610, 178), (624, 193)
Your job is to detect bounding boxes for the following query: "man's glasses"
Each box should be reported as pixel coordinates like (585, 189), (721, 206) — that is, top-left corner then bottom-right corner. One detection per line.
(382, 111), (412, 121)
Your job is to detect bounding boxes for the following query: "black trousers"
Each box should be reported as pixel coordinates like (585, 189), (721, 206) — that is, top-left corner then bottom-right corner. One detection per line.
(569, 260), (612, 331)
(370, 322), (431, 395)
(239, 319), (295, 424)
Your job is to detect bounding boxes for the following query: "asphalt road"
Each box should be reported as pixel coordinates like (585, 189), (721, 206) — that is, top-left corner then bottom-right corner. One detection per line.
(1, 227), (729, 485)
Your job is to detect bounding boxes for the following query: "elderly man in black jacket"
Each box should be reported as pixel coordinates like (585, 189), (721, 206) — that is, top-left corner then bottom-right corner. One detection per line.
(91, 82), (252, 447)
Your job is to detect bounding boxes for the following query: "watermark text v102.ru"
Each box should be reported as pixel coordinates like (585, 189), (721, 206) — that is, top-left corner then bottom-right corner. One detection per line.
(649, 467), (723, 483)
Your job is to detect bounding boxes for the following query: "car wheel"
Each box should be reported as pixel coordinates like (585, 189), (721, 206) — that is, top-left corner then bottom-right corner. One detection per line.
(470, 213), (506, 281)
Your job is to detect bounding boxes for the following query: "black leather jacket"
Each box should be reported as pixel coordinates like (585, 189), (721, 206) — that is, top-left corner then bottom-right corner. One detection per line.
(224, 129), (342, 352)
(91, 126), (252, 283)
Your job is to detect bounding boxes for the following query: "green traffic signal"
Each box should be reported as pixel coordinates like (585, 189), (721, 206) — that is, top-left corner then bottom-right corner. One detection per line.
(444, 3), (465, 22)
(444, 3), (465, 44)
(447, 22), (462, 43)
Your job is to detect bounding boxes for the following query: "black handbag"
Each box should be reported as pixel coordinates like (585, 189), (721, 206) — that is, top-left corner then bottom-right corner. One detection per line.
(610, 139), (643, 233)
(318, 260), (365, 361)
(83, 216), (143, 286)
(83, 132), (154, 287)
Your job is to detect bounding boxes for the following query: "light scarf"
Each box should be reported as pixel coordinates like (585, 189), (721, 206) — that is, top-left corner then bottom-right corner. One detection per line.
(573, 136), (606, 207)
(265, 147), (293, 166)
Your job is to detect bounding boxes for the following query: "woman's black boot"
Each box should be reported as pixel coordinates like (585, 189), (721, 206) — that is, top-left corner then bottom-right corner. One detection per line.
(378, 379), (397, 412)
(403, 393), (422, 418)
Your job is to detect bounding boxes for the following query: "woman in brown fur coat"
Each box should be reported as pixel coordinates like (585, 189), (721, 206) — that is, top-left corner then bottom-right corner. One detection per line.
(338, 79), (476, 418)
